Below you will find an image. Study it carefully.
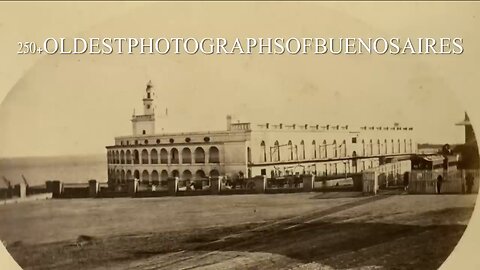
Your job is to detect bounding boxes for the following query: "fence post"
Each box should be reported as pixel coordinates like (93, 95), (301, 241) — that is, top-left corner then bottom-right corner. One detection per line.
(302, 174), (314, 192)
(88, 179), (99, 198)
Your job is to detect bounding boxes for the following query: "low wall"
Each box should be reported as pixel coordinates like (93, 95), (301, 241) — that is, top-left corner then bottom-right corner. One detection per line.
(1, 192), (52, 205)
(39, 174), (366, 200)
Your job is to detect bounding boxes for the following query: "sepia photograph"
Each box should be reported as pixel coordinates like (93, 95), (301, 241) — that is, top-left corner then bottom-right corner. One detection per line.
(0, 2), (479, 270)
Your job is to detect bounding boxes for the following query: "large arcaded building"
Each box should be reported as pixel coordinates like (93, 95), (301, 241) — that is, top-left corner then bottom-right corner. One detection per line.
(106, 82), (418, 184)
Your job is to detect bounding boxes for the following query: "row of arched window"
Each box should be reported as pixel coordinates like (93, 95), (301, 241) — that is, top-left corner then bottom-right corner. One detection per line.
(360, 139), (413, 156)
(257, 138), (414, 163)
(258, 139), (349, 163)
(108, 168), (220, 183)
(107, 146), (220, 165)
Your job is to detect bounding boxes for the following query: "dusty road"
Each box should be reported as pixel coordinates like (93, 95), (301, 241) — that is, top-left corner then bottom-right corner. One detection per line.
(1, 192), (476, 270)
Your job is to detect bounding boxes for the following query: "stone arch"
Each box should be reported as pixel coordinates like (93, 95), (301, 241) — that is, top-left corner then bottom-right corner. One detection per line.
(209, 169), (220, 178)
(171, 148), (179, 164)
(160, 148), (168, 164)
(120, 150), (125, 164)
(194, 147), (205, 163)
(182, 170), (192, 180)
(151, 170), (159, 185)
(134, 170), (140, 180)
(182, 148), (192, 164)
(126, 150), (132, 164)
(141, 170), (150, 183)
(171, 170), (180, 178)
(141, 149), (149, 164)
(195, 170), (206, 179)
(209, 146), (220, 163)
(126, 170), (133, 181)
(151, 149), (158, 164)
(133, 150), (140, 164)
(160, 170), (169, 181)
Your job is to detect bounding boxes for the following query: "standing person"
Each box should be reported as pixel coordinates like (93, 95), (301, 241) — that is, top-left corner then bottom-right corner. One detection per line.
(403, 172), (410, 191)
(466, 173), (475, 194)
(436, 175), (443, 194)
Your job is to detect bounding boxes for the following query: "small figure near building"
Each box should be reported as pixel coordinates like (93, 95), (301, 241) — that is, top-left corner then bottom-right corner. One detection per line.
(403, 172), (409, 191)
(436, 175), (443, 194)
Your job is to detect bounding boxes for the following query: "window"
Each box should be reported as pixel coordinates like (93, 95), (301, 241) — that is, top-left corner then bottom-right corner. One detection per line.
(147, 105), (150, 109)
(274, 141), (280, 161)
(169, 138), (175, 143)
(209, 147), (220, 163)
(142, 130), (146, 135)
(204, 137), (210, 142)
(194, 147), (205, 163)
(185, 137), (191, 143)
(288, 141), (293, 160)
(144, 139), (148, 145)
(156, 139), (160, 144)
(182, 148), (192, 164)
(141, 149), (149, 164)
(352, 137), (357, 143)
(260, 141), (267, 162)
(171, 148), (179, 164)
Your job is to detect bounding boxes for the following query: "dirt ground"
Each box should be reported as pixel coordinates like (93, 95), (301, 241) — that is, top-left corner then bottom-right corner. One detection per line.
(0, 192), (476, 270)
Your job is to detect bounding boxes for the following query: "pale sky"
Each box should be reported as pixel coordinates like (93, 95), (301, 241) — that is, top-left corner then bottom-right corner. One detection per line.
(1, 2), (479, 158)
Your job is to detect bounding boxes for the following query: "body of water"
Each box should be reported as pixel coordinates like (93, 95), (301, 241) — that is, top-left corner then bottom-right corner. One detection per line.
(0, 154), (107, 188)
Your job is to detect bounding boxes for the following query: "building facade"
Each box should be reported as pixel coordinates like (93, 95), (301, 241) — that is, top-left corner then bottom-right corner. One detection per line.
(106, 82), (418, 184)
